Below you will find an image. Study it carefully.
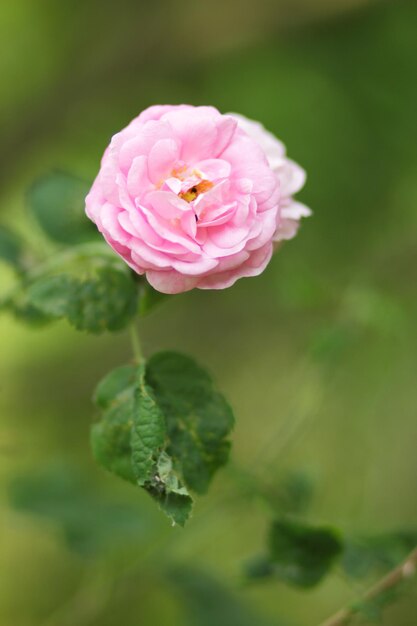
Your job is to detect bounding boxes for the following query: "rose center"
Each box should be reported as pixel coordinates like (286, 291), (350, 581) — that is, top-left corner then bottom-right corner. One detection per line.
(179, 179), (214, 203)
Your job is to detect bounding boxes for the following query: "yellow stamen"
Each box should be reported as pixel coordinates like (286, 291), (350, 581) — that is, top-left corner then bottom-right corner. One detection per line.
(179, 180), (214, 203)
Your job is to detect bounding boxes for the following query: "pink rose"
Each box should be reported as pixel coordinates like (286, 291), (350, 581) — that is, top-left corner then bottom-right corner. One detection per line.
(86, 105), (310, 294)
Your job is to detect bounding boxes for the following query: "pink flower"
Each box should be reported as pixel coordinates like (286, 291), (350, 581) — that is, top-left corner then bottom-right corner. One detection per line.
(86, 105), (310, 294)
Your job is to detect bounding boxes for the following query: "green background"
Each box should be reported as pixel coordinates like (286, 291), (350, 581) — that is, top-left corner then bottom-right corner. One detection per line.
(1, 0), (417, 624)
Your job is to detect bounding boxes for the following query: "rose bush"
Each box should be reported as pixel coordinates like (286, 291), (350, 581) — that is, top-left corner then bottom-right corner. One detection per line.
(86, 105), (310, 294)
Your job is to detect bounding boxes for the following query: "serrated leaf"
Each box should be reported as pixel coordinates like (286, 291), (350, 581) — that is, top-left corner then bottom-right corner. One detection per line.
(10, 302), (54, 327)
(249, 519), (343, 587)
(91, 365), (138, 484)
(28, 274), (76, 316)
(27, 267), (138, 333)
(3, 284), (54, 327)
(91, 353), (234, 526)
(0, 226), (25, 270)
(66, 268), (139, 333)
(146, 351), (235, 494)
(131, 365), (166, 485)
(132, 366), (193, 526)
(150, 489), (193, 528)
(91, 400), (137, 485)
(91, 363), (193, 526)
(27, 171), (97, 244)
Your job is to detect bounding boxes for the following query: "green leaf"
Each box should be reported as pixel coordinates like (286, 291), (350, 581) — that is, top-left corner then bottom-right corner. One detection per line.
(8, 301), (53, 327)
(28, 274), (76, 316)
(342, 531), (417, 580)
(146, 351), (235, 494)
(91, 353), (234, 526)
(28, 267), (139, 333)
(248, 519), (343, 587)
(91, 365), (138, 484)
(92, 363), (193, 526)
(131, 365), (166, 485)
(27, 171), (97, 244)
(149, 488), (193, 528)
(2, 284), (54, 327)
(132, 366), (193, 526)
(66, 268), (139, 333)
(0, 226), (25, 270)
(93, 364), (137, 409)
(91, 399), (137, 485)
(268, 519), (343, 587)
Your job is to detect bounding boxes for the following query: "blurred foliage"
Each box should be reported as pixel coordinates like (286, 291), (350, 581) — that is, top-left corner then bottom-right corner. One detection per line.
(247, 519), (343, 587)
(27, 172), (96, 245)
(1, 0), (417, 625)
(342, 532), (417, 581)
(272, 470), (315, 516)
(0, 226), (25, 271)
(9, 461), (160, 558)
(167, 567), (280, 626)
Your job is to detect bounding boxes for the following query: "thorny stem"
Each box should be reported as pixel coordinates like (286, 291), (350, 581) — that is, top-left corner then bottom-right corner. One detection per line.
(319, 547), (417, 626)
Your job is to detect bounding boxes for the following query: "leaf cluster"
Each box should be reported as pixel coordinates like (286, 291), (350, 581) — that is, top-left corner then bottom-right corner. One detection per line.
(0, 172), (166, 330)
(246, 474), (417, 595)
(92, 352), (235, 525)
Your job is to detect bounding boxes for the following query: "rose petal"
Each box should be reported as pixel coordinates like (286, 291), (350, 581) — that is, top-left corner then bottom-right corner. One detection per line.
(146, 269), (199, 294)
(127, 155), (151, 198)
(147, 138), (180, 184)
(193, 158), (231, 181)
